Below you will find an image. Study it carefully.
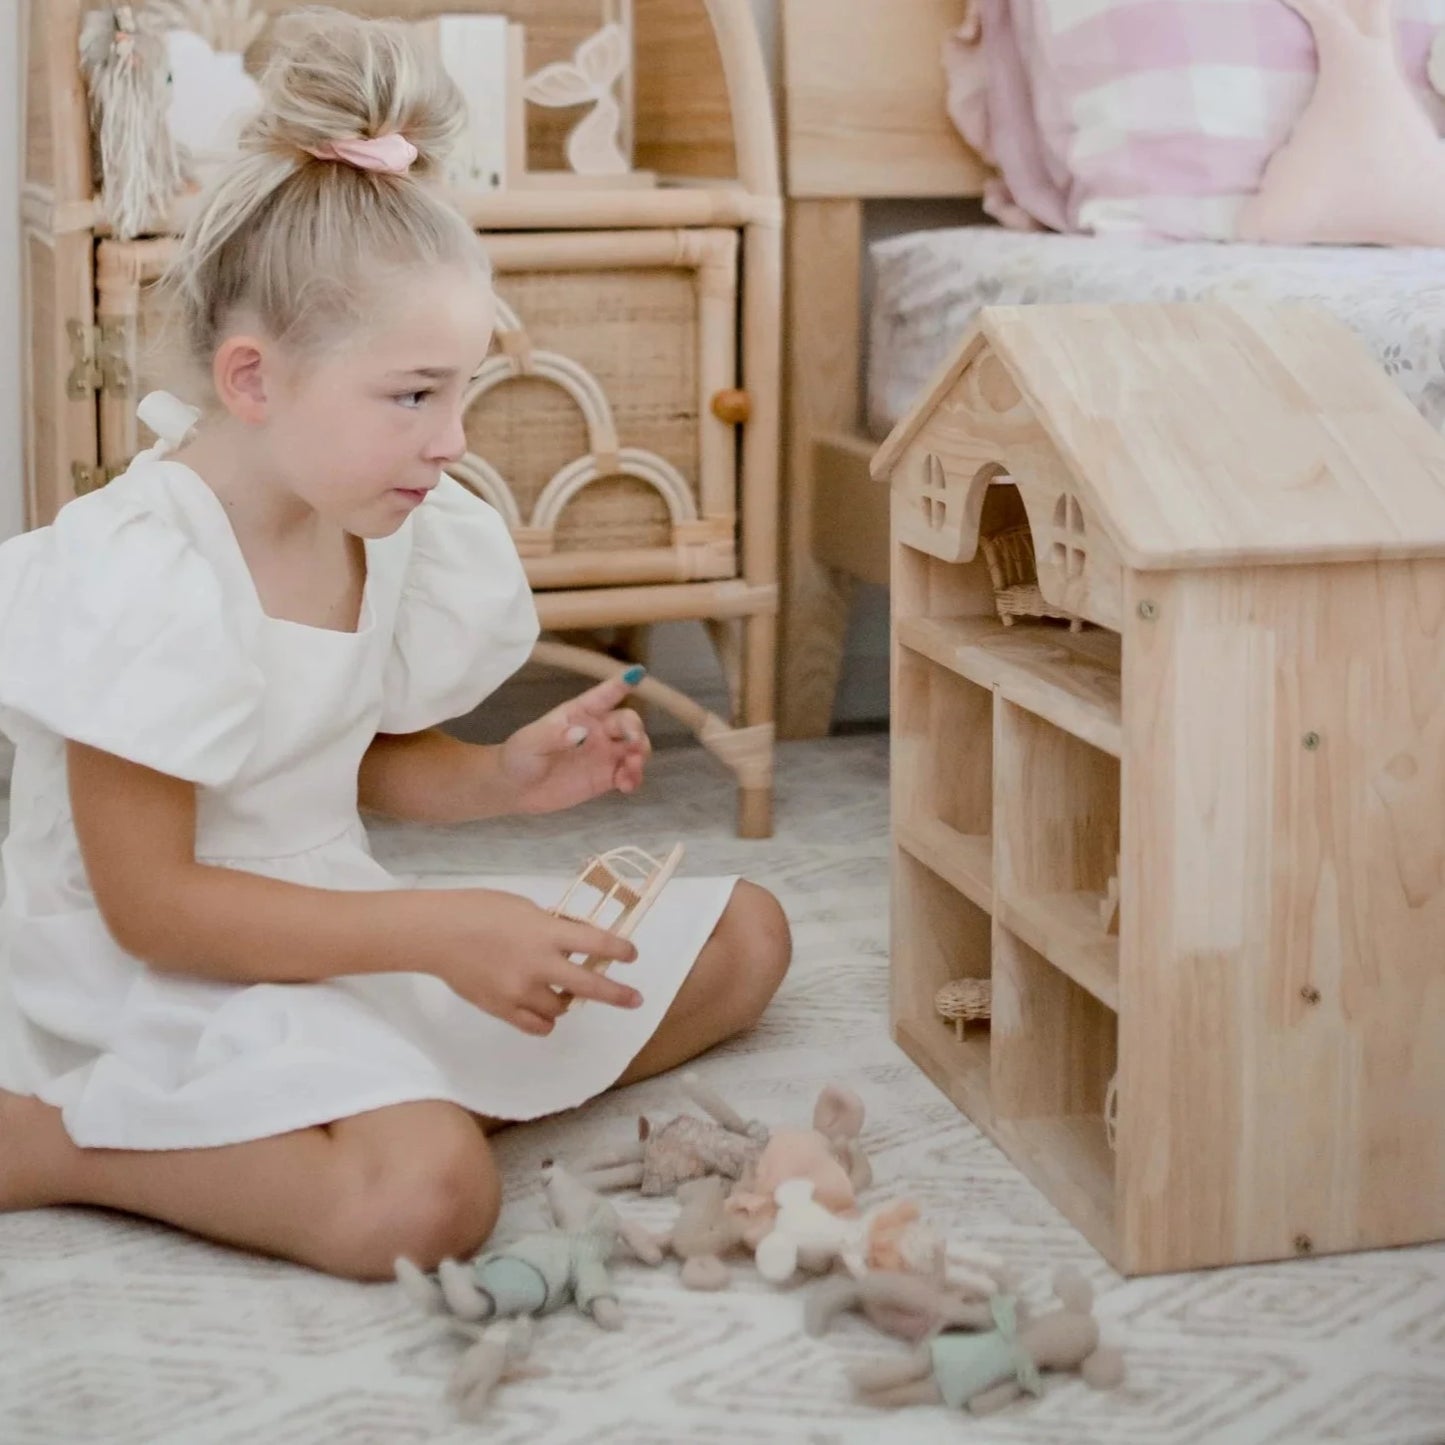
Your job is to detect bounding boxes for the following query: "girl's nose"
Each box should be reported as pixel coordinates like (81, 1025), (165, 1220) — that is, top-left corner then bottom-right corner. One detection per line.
(426, 411), (468, 465)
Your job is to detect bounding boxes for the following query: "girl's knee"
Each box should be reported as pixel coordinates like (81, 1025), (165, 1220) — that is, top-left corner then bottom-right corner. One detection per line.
(720, 880), (792, 1025)
(327, 1110), (500, 1280)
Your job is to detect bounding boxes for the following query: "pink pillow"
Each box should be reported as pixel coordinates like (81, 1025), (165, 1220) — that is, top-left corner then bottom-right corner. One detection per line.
(1042, 0), (1445, 238)
(943, 3), (1069, 231)
(951, 0), (1445, 240)
(1239, 0), (1445, 244)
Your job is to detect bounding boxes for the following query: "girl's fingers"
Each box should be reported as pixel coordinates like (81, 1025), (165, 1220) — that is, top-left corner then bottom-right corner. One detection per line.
(554, 919), (638, 964)
(551, 962), (644, 1011)
(512, 1008), (556, 1037)
(571, 667), (647, 722)
(543, 699), (646, 757)
(602, 711), (647, 745)
(524, 984), (568, 1021)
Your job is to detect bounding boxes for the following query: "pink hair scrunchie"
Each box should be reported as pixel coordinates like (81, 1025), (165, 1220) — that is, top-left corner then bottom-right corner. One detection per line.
(305, 134), (419, 174)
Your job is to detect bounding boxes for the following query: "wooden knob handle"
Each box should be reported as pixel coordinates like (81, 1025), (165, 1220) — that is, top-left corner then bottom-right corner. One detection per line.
(710, 389), (751, 425)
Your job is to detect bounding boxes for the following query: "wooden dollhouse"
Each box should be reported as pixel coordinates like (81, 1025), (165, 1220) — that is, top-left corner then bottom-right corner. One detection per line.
(872, 301), (1445, 1276)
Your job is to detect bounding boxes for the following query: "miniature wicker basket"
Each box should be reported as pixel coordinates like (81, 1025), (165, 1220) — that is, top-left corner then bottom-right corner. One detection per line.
(934, 977), (992, 1038)
(979, 525), (1083, 632)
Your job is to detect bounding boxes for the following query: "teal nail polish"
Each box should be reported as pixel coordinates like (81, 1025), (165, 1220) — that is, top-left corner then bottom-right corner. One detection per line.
(622, 665), (646, 686)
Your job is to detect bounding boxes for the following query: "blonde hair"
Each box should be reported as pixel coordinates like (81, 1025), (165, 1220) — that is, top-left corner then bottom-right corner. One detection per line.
(162, 7), (489, 387)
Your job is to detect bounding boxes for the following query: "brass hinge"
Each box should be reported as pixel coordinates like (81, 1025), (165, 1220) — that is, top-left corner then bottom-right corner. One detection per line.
(71, 462), (121, 496)
(66, 320), (133, 401)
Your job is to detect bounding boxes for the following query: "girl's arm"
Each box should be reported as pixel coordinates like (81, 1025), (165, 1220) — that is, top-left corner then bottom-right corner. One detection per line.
(359, 673), (651, 825)
(66, 742), (640, 1022)
(359, 729), (518, 823)
(69, 740), (457, 980)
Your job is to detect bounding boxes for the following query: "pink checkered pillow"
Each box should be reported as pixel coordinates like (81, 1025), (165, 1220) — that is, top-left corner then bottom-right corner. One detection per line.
(944, 1), (1069, 231)
(950, 0), (1445, 241)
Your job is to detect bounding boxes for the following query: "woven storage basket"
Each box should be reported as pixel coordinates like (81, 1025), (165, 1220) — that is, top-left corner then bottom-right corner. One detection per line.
(934, 977), (992, 1039)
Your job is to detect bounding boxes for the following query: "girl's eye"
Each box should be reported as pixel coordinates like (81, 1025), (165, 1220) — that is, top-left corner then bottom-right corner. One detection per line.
(396, 390), (431, 409)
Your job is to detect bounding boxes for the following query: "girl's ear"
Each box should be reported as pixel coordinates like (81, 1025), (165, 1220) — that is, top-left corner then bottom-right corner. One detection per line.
(212, 333), (271, 423)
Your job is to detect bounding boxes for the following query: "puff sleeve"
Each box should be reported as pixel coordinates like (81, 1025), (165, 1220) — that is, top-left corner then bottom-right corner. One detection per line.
(0, 486), (266, 788)
(379, 475), (540, 734)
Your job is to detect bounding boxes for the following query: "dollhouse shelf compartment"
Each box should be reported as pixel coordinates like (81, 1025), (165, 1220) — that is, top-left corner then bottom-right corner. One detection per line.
(895, 814), (992, 912)
(894, 611), (1122, 1003)
(895, 615), (1121, 758)
(876, 300), (1445, 1276)
(995, 892), (1118, 1012)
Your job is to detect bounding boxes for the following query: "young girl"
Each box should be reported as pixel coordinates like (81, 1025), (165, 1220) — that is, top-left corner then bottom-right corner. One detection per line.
(0, 9), (789, 1281)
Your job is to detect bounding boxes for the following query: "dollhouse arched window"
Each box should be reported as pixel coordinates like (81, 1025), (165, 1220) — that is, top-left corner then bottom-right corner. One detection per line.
(1050, 492), (1087, 580)
(921, 454), (948, 532)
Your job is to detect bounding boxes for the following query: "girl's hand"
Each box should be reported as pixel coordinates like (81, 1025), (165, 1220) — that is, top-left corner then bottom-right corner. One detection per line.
(499, 671), (651, 815)
(425, 888), (643, 1036)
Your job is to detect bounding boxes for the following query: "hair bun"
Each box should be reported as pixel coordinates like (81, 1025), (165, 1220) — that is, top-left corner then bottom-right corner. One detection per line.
(245, 6), (466, 176)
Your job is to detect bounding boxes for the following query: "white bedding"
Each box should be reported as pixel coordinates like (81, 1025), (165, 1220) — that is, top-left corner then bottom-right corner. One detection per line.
(867, 227), (1445, 439)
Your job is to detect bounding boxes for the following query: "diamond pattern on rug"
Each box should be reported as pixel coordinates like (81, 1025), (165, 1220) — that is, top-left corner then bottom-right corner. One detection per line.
(2, 738), (1443, 1445)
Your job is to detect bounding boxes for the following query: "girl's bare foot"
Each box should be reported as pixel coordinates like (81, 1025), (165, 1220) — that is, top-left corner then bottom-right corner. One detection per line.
(0, 1088), (73, 1212)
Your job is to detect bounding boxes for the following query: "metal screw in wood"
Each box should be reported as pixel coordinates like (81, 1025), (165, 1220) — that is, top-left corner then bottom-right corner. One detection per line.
(1137, 600), (1158, 621)
(1303, 731), (1322, 751)
(1294, 1234), (1314, 1256)
(1301, 985), (1321, 1005)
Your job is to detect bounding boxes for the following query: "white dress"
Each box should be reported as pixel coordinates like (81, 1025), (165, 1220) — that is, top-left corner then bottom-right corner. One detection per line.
(0, 400), (735, 1150)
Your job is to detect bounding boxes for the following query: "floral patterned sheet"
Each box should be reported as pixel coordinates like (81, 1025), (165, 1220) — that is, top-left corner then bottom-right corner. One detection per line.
(867, 227), (1445, 439)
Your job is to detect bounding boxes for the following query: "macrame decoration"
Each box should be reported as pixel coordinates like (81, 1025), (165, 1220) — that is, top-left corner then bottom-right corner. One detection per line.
(79, 4), (188, 240)
(154, 0), (265, 177)
(151, 0), (266, 54)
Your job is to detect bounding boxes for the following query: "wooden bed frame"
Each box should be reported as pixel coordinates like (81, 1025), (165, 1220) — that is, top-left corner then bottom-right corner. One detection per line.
(778, 0), (987, 738)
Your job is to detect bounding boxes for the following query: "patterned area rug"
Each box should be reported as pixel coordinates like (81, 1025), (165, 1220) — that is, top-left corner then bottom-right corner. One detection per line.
(2, 737), (1443, 1445)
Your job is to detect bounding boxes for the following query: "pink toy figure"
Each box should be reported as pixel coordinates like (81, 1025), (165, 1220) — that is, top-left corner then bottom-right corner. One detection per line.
(1239, 0), (1445, 246)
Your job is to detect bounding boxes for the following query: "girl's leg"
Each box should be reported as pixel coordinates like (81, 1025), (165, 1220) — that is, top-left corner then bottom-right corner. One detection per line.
(0, 883), (790, 1270)
(0, 1091), (498, 1281)
(613, 879), (792, 1086)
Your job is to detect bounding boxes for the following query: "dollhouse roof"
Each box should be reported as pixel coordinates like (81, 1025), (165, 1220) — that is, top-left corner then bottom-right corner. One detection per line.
(872, 302), (1445, 570)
